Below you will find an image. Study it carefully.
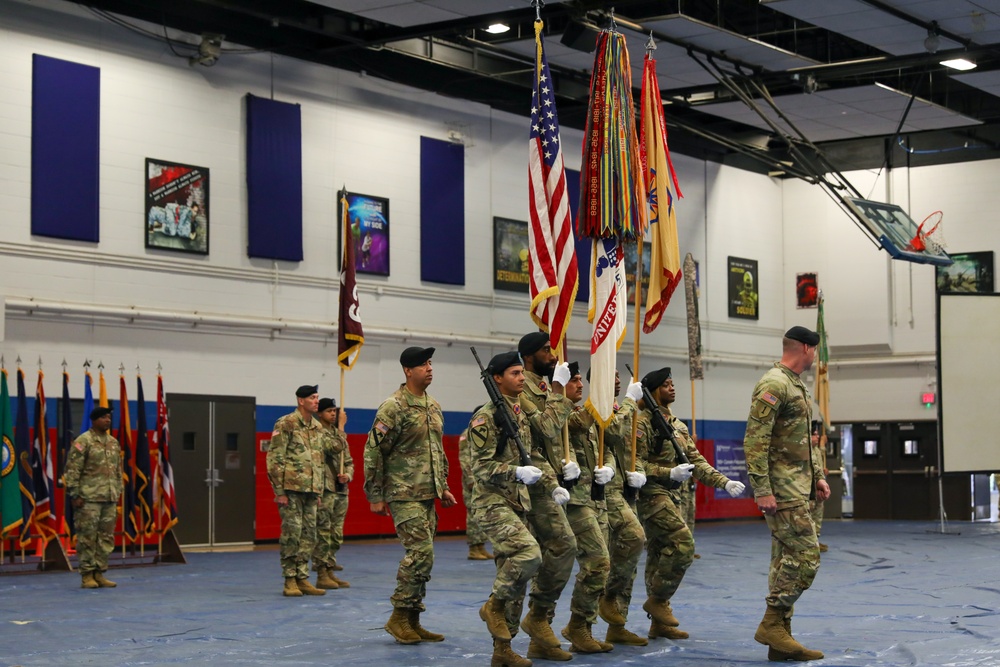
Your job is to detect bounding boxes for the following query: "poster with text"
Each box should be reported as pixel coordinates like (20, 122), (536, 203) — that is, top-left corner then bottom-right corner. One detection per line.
(624, 241), (651, 305)
(493, 217), (529, 292)
(796, 272), (818, 308)
(728, 256), (759, 319)
(711, 439), (750, 499)
(340, 192), (390, 276)
(145, 158), (209, 255)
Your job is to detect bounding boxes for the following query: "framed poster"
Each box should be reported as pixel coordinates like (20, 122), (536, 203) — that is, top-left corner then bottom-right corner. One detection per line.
(624, 241), (651, 305)
(493, 217), (529, 292)
(339, 192), (390, 276)
(796, 272), (819, 308)
(728, 256), (759, 319)
(936, 252), (994, 293)
(145, 158), (209, 255)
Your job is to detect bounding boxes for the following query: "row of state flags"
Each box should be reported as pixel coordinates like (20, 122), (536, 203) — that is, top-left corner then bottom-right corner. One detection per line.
(0, 365), (177, 548)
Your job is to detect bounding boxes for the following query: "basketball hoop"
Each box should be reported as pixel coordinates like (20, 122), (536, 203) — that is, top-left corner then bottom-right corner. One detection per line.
(908, 211), (947, 255)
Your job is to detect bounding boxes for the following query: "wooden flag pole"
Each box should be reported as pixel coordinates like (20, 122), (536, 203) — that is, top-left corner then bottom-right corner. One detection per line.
(691, 380), (697, 443)
(339, 368), (346, 477)
(559, 334), (572, 468)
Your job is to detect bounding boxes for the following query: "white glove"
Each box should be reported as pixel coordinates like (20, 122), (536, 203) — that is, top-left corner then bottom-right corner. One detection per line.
(669, 463), (695, 482)
(625, 471), (647, 488)
(552, 486), (571, 505)
(551, 362), (571, 386)
(561, 460), (581, 481)
(626, 381), (643, 402)
(725, 480), (746, 498)
(593, 466), (615, 485)
(515, 465), (543, 485)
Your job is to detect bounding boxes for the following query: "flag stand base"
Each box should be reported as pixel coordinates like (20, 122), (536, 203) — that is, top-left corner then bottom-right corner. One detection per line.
(43, 538), (73, 571)
(155, 528), (187, 564)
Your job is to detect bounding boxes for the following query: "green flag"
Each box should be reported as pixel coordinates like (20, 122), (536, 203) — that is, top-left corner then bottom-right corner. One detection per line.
(1, 369), (22, 537)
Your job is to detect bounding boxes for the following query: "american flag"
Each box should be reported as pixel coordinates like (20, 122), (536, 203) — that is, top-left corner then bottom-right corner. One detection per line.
(528, 22), (578, 356)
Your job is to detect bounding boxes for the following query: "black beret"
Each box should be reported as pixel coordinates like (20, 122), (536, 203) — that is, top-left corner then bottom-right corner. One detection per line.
(641, 367), (672, 390)
(785, 326), (820, 346)
(518, 331), (550, 356)
(585, 367), (619, 382)
(567, 361), (580, 379)
(400, 346), (435, 367)
(90, 406), (113, 421)
(295, 385), (318, 398)
(488, 351), (522, 376)
(317, 397), (337, 412)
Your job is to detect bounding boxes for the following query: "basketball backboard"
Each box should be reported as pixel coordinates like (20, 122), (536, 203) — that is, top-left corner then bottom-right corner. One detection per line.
(841, 196), (953, 266)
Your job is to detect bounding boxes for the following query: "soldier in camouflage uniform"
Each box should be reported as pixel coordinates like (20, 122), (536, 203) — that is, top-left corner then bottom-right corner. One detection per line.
(467, 351), (546, 667)
(744, 326), (831, 662)
(311, 397), (351, 589)
(459, 409), (493, 561)
(266, 384), (330, 598)
(64, 406), (122, 589)
(809, 422), (829, 553)
(595, 369), (649, 647)
(636, 367), (745, 640)
(363, 346), (456, 645)
(559, 362), (619, 653)
(517, 331), (578, 661)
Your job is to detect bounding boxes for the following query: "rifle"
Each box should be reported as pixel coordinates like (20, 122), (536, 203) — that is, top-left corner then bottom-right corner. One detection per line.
(626, 364), (689, 489)
(471, 347), (533, 467)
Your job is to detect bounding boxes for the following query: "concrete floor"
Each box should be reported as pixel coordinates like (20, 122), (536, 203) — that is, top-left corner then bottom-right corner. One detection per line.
(1, 519), (998, 666)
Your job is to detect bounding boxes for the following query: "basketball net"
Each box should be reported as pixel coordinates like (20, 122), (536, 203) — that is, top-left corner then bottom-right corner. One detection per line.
(908, 211), (947, 255)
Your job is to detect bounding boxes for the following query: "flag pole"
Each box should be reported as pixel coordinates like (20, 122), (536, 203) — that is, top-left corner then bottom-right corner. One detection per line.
(339, 367), (346, 478)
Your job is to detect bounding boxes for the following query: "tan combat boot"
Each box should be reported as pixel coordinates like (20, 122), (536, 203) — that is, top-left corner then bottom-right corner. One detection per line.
(93, 571), (117, 588)
(754, 605), (823, 660)
(330, 572), (351, 588)
(332, 561), (344, 571)
(81, 572), (99, 589)
(598, 594), (626, 626)
(560, 613), (608, 653)
(519, 602), (561, 648)
(480, 595), (512, 640)
(384, 607), (421, 644)
(283, 577), (303, 597)
(642, 597), (680, 627)
(649, 620), (689, 640)
(408, 610), (445, 642)
(526, 639), (572, 661)
(588, 623), (614, 652)
(605, 624), (648, 646)
(492, 638), (532, 667)
(296, 577), (326, 596)
(315, 566), (340, 590)
(767, 613), (824, 661)
(468, 543), (494, 560)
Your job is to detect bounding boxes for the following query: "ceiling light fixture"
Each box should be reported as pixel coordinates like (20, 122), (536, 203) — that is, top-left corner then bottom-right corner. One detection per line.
(485, 23), (510, 34)
(924, 21), (941, 54)
(940, 57), (976, 71)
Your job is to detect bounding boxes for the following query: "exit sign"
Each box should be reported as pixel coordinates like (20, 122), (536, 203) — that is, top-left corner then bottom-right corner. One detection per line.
(922, 392), (936, 405)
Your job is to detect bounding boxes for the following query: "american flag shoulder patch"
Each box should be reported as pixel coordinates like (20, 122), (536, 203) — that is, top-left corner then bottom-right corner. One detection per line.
(374, 421), (390, 434)
(74, 442), (85, 451)
(760, 392), (778, 406)
(471, 416), (486, 428)
(271, 430), (280, 437)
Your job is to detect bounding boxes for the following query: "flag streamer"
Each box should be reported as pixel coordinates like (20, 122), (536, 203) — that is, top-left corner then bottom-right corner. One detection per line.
(683, 253), (703, 381)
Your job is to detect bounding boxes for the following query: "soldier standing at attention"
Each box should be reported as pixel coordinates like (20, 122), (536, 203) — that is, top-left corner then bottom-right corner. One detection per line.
(267, 385), (328, 598)
(636, 368), (745, 641)
(364, 346), (456, 645)
(311, 397), (351, 589)
(468, 351), (545, 667)
(64, 406), (122, 589)
(744, 326), (830, 662)
(459, 405), (494, 561)
(517, 331), (578, 661)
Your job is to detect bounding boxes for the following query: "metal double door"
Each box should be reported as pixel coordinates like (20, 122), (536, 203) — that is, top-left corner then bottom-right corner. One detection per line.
(168, 394), (256, 546)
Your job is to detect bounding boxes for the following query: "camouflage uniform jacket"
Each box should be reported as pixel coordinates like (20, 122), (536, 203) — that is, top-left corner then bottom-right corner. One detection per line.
(566, 407), (614, 509)
(636, 405), (729, 500)
(603, 399), (640, 496)
(266, 410), (326, 496)
(363, 384), (449, 504)
(64, 429), (123, 502)
(465, 397), (532, 512)
(458, 426), (474, 493)
(520, 369), (575, 493)
(743, 363), (825, 509)
(321, 427), (350, 493)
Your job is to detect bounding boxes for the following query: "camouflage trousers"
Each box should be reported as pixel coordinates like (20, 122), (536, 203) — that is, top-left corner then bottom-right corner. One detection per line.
(603, 493), (644, 622)
(278, 491), (318, 579)
(313, 490), (347, 569)
(471, 503), (541, 637)
(75, 500), (118, 573)
(810, 499), (825, 538)
(565, 503), (610, 623)
(668, 481), (696, 532)
(387, 499), (438, 611)
(464, 479), (489, 546)
(638, 492), (694, 601)
(526, 483), (577, 611)
(765, 503), (820, 610)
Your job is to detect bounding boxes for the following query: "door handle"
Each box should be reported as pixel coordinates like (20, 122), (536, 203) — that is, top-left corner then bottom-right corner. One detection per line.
(205, 469), (225, 487)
